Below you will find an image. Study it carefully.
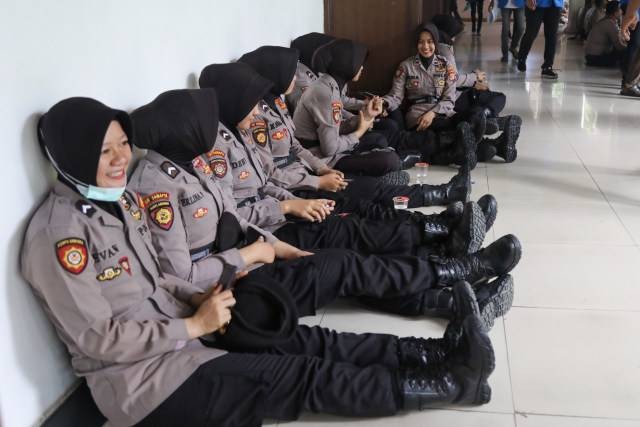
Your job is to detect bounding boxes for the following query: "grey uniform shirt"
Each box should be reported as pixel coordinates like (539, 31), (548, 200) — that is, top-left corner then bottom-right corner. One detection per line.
(253, 98), (327, 191)
(438, 43), (478, 90)
(293, 73), (361, 166)
(128, 150), (277, 288)
(382, 54), (458, 129)
(287, 62), (366, 113)
(586, 18), (626, 56)
(21, 181), (224, 426)
(210, 123), (298, 232)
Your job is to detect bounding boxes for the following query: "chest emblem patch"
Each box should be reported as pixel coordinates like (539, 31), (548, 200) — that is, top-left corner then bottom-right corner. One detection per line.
(118, 256), (132, 276)
(193, 207), (209, 219)
(274, 97), (288, 113)
(56, 238), (88, 275)
(97, 266), (122, 282)
(331, 102), (342, 124)
(239, 170), (250, 180)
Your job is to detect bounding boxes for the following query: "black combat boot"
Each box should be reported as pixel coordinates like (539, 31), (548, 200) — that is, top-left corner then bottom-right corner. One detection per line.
(433, 122), (477, 169)
(476, 140), (497, 162)
(474, 275), (514, 329)
(433, 234), (522, 286)
(398, 281), (479, 368)
(418, 201), (486, 256)
(494, 115), (522, 163)
(470, 111), (487, 144)
(421, 166), (471, 206)
(380, 170), (410, 186)
(477, 194), (498, 232)
(399, 314), (495, 409)
(485, 118), (499, 135)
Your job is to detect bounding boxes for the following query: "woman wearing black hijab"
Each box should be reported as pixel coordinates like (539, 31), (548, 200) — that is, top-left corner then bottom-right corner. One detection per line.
(288, 32), (367, 113)
(238, 45), (496, 255)
(382, 23), (491, 166)
(294, 37), (477, 174)
(23, 95), (501, 425)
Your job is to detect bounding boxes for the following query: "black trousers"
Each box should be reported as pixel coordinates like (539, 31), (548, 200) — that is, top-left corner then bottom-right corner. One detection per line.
(254, 249), (438, 317)
(273, 215), (423, 256)
(374, 127), (441, 159)
(518, 6), (562, 69)
(137, 326), (401, 426)
(585, 51), (624, 68)
(333, 132), (402, 177)
(622, 20), (640, 86)
(455, 88), (507, 117)
(470, 0), (485, 32)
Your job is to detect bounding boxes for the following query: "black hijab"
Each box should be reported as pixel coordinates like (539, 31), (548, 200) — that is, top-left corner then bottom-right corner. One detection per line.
(416, 23), (441, 69)
(199, 62), (273, 130)
(290, 32), (335, 69)
(131, 89), (219, 171)
(238, 46), (299, 96)
(311, 39), (368, 91)
(37, 97), (132, 187)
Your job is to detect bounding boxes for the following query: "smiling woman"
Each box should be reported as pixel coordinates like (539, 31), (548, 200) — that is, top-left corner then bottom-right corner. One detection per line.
(96, 121), (131, 189)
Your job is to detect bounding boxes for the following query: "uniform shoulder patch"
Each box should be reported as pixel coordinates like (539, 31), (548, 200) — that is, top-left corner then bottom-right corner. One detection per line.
(446, 64), (458, 82)
(219, 129), (232, 142)
(55, 238), (88, 275)
(331, 101), (342, 124)
(147, 198), (174, 231)
(161, 161), (181, 179)
(259, 100), (270, 113)
(395, 66), (405, 78)
(75, 200), (96, 218)
(250, 120), (268, 146)
(305, 70), (315, 79)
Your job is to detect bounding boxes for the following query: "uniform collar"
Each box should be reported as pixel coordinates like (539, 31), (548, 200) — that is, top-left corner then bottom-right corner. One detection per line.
(318, 73), (340, 93)
(52, 180), (124, 228)
(144, 150), (200, 185)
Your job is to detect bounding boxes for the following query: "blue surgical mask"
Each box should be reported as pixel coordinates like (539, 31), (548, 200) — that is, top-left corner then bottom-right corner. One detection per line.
(44, 146), (126, 202)
(78, 183), (126, 202)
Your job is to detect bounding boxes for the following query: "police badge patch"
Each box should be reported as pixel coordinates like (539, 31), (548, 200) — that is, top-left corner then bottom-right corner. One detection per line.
(250, 121), (268, 146)
(212, 158), (228, 178)
(149, 201), (174, 230)
(331, 102), (342, 124)
(56, 238), (88, 275)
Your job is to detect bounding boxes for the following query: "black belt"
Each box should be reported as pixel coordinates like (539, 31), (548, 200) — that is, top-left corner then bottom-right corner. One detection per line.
(299, 138), (320, 150)
(408, 95), (440, 106)
(236, 188), (265, 209)
(273, 152), (298, 169)
(189, 242), (215, 262)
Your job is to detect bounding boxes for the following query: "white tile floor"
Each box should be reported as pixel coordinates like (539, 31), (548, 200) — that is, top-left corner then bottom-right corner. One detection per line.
(275, 24), (640, 427)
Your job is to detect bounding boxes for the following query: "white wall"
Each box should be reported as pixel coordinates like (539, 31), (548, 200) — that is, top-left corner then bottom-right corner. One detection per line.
(0, 1), (323, 425)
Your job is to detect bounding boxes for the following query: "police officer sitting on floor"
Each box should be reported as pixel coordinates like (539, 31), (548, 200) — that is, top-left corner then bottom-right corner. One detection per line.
(22, 96), (500, 426)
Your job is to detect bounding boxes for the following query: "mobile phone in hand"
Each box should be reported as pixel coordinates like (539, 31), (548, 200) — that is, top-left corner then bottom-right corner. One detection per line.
(219, 264), (238, 290)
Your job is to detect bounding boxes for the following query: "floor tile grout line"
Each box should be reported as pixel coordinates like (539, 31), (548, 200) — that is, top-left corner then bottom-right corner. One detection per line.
(514, 410), (640, 422)
(501, 317), (519, 424)
(511, 305), (640, 313)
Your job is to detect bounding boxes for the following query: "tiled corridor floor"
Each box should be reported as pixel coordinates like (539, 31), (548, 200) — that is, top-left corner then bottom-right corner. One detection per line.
(276, 22), (640, 427)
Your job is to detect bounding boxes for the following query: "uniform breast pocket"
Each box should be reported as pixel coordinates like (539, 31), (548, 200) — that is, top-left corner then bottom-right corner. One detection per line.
(406, 77), (421, 91)
(93, 254), (142, 315)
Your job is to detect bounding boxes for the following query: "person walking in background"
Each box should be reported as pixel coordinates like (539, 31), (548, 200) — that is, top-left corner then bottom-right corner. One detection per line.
(469, 0), (486, 36)
(517, 0), (564, 79)
(489, 0), (526, 62)
(620, 0), (640, 96)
